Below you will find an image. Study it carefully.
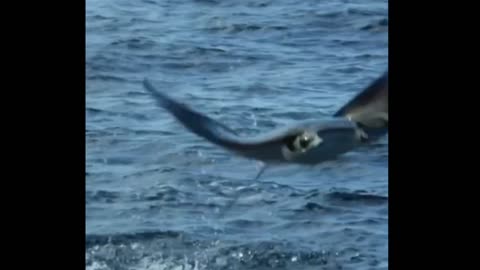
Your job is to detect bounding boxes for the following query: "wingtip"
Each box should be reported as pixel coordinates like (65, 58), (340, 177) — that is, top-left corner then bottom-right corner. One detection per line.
(143, 78), (165, 98)
(142, 78), (154, 92)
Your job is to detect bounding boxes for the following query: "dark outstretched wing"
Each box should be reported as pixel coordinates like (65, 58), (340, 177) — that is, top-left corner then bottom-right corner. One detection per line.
(143, 79), (291, 151)
(334, 70), (388, 119)
(334, 70), (388, 140)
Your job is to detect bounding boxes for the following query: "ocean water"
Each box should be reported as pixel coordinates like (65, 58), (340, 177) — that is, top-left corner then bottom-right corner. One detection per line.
(86, 0), (388, 269)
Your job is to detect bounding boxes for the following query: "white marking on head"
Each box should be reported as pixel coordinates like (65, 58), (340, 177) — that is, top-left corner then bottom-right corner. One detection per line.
(281, 131), (323, 160)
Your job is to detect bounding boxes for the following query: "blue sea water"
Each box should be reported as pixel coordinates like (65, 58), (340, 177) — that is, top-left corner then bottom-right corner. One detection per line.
(86, 0), (388, 269)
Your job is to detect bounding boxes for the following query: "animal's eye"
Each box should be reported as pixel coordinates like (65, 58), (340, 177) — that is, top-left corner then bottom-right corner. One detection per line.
(299, 136), (310, 148)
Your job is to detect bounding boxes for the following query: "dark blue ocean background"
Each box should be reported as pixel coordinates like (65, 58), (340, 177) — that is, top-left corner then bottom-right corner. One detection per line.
(86, 0), (388, 269)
